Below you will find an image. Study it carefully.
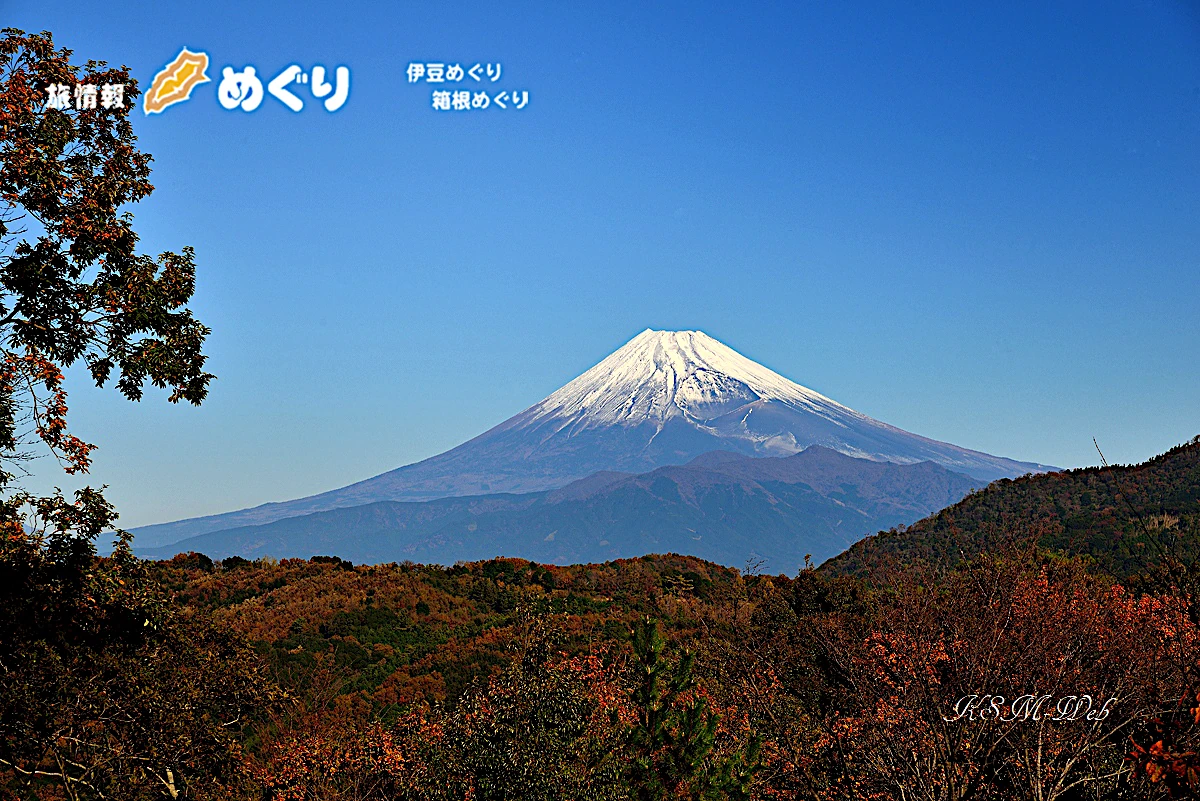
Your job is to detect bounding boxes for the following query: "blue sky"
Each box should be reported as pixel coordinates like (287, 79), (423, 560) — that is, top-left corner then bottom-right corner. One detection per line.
(7, 0), (1199, 528)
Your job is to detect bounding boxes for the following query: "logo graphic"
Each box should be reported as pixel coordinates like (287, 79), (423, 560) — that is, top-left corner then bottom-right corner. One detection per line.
(217, 66), (265, 112)
(144, 47), (211, 114)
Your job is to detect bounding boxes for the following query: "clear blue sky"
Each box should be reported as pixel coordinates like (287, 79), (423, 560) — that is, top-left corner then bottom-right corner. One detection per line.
(7, 0), (1199, 529)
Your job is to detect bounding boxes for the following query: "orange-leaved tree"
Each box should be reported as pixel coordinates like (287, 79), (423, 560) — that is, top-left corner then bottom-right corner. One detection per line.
(813, 554), (1197, 801)
(0, 28), (271, 801)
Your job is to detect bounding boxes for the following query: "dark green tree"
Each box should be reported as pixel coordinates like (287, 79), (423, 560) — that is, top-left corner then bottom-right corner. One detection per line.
(625, 617), (759, 801)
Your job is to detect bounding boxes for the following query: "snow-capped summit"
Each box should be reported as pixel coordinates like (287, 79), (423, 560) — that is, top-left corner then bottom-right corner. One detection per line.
(524, 329), (860, 432)
(489, 328), (1048, 472)
(131, 329), (1054, 547)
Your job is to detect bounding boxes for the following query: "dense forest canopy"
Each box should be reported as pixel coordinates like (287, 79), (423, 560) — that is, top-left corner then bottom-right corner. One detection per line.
(119, 540), (1200, 800)
(823, 436), (1200, 584)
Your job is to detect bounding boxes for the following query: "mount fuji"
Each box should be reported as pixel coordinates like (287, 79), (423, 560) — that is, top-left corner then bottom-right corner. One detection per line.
(131, 329), (1053, 549)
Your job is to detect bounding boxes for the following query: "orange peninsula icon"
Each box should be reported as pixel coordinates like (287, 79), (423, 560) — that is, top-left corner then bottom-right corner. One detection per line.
(144, 47), (210, 114)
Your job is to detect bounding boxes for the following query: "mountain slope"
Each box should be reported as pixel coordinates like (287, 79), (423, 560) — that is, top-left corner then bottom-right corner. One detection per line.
(139, 447), (982, 570)
(821, 436), (1200, 579)
(132, 329), (1052, 548)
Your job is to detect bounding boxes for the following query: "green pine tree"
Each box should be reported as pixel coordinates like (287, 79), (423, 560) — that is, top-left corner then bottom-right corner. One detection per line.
(625, 617), (760, 801)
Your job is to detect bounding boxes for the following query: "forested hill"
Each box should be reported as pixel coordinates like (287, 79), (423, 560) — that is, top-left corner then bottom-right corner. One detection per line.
(821, 436), (1200, 579)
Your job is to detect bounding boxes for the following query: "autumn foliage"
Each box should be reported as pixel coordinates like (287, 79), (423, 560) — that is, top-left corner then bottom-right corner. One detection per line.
(88, 543), (1180, 800)
(0, 26), (239, 801)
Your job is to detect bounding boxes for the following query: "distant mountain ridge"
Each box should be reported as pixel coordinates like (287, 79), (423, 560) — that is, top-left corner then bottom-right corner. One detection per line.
(821, 436), (1200, 578)
(132, 329), (1053, 549)
(139, 446), (982, 570)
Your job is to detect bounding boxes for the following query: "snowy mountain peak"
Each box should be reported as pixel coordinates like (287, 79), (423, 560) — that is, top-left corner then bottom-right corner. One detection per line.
(130, 327), (1056, 549)
(520, 329), (861, 431)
